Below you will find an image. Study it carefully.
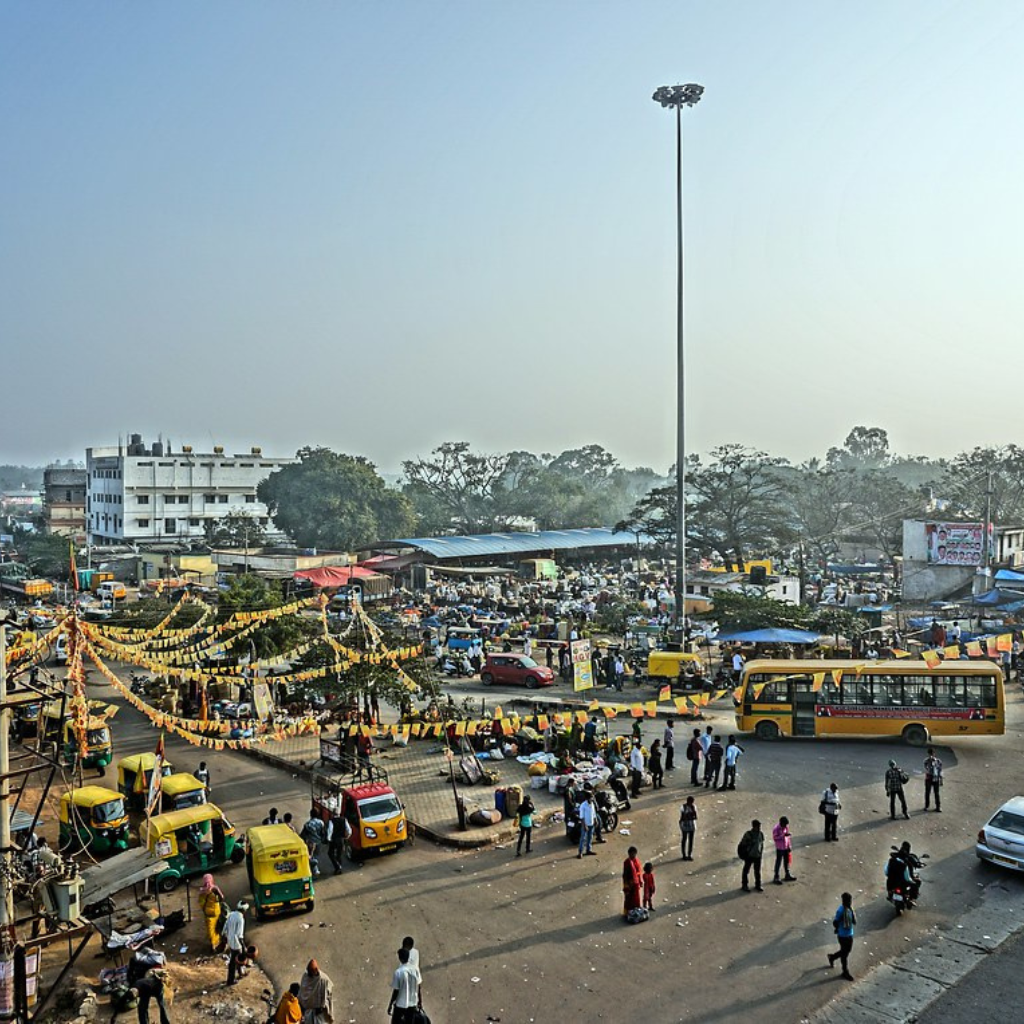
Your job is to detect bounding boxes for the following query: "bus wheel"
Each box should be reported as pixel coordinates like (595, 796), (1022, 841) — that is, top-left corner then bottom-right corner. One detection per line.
(755, 720), (780, 741)
(903, 724), (928, 747)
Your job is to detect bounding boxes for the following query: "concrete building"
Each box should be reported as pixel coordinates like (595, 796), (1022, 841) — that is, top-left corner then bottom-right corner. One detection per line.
(86, 434), (294, 545)
(42, 466), (87, 539)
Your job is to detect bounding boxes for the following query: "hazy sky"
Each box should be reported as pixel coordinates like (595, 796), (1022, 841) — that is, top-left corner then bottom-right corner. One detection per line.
(2, 1), (1022, 474)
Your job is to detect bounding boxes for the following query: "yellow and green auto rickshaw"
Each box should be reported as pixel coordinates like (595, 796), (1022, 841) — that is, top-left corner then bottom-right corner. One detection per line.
(58, 786), (129, 855)
(159, 773), (207, 812)
(117, 753), (175, 811)
(142, 803), (244, 892)
(245, 824), (314, 920)
(39, 702), (116, 776)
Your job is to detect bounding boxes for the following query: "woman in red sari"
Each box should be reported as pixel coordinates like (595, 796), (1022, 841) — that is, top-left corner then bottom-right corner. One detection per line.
(622, 846), (643, 918)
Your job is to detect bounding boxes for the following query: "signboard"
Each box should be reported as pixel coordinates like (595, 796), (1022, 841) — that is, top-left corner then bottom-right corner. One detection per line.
(925, 522), (992, 566)
(253, 681), (273, 723)
(571, 639), (593, 692)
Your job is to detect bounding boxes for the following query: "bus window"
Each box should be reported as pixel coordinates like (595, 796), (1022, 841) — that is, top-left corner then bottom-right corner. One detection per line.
(964, 679), (997, 708)
(819, 681), (841, 704)
(754, 678), (789, 702)
(933, 677), (960, 707)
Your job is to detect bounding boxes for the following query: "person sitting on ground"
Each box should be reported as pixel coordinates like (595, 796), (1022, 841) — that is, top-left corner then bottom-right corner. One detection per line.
(273, 982), (303, 1024)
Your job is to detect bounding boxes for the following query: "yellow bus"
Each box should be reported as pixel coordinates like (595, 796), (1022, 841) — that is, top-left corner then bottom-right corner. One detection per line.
(735, 659), (1004, 746)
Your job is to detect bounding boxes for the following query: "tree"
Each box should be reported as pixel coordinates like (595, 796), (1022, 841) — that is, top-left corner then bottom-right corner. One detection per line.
(845, 469), (926, 563)
(687, 446), (794, 566)
(217, 575), (317, 659)
(12, 529), (70, 579)
(402, 442), (511, 534)
(943, 446), (1024, 525)
(259, 448), (415, 551)
(707, 591), (812, 631)
(787, 465), (856, 564)
(826, 426), (891, 470)
(615, 484), (676, 548)
(204, 511), (267, 550)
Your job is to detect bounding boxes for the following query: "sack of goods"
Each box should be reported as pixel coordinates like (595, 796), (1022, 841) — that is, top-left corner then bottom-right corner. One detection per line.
(626, 907), (650, 924)
(528, 762), (548, 777)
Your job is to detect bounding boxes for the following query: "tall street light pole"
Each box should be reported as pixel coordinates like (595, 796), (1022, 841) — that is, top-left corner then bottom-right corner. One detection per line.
(652, 83), (703, 639)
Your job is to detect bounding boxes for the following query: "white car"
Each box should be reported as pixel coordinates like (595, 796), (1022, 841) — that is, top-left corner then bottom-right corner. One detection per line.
(54, 634), (68, 666)
(976, 796), (1024, 872)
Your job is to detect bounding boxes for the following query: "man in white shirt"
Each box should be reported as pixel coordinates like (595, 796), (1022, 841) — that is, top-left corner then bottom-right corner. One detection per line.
(223, 901), (248, 985)
(576, 791), (597, 857)
(722, 736), (744, 790)
(731, 650), (745, 682)
(522, 634), (533, 658)
(629, 741), (646, 798)
(400, 936), (420, 971)
(388, 947), (422, 1022)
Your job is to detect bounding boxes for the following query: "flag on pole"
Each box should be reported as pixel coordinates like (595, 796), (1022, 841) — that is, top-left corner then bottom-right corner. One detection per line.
(69, 543), (79, 591)
(146, 733), (165, 816)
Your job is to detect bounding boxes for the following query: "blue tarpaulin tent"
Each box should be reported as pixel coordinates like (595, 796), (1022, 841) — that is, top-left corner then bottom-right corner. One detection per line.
(715, 628), (822, 645)
(995, 569), (1024, 584)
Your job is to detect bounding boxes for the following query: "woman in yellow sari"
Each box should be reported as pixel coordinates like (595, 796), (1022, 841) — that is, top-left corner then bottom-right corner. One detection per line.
(198, 874), (225, 951)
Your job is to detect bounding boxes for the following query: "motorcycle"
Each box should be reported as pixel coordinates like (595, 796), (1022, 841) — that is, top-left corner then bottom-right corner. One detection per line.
(128, 671), (151, 695)
(564, 786), (621, 843)
(886, 846), (927, 914)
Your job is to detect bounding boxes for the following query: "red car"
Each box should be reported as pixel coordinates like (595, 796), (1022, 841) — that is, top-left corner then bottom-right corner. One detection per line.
(480, 654), (555, 689)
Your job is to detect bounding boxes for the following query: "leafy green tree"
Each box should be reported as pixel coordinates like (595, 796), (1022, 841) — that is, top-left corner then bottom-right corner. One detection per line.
(845, 469), (927, 563)
(787, 464), (856, 564)
(12, 529), (71, 579)
(687, 446), (794, 565)
(943, 446), (1024, 524)
(707, 591), (812, 631)
(259, 448), (415, 550)
(826, 426), (891, 470)
(615, 484), (676, 548)
(204, 511), (267, 549)
(402, 442), (511, 534)
(217, 575), (318, 659)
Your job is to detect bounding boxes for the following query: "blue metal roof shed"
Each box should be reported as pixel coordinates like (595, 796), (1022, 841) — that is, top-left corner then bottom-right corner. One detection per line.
(375, 527), (642, 561)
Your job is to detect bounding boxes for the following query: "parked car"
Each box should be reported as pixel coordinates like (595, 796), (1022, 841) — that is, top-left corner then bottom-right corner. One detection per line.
(479, 654), (554, 689)
(977, 796), (1024, 872)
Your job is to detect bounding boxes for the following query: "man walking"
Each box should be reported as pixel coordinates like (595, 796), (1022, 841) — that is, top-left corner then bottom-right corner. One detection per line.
(738, 819), (764, 892)
(721, 736), (743, 790)
(705, 735), (724, 790)
(298, 959), (335, 1024)
(387, 947), (423, 1022)
(885, 760), (910, 820)
(821, 782), (841, 841)
(772, 816), (796, 883)
(300, 809), (326, 879)
(576, 790), (597, 857)
(663, 719), (676, 772)
(687, 728), (703, 786)
(223, 901), (248, 986)
(629, 740), (645, 799)
(327, 810), (351, 874)
(134, 970), (172, 1024)
(827, 892), (857, 981)
(923, 747), (943, 812)
(679, 795), (697, 861)
(700, 725), (714, 784)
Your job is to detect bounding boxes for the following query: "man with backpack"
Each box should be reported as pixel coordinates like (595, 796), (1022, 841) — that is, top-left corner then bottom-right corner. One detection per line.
(738, 819), (765, 892)
(300, 809), (326, 878)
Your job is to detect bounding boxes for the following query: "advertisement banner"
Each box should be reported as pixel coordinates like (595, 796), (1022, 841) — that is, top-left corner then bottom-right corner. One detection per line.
(925, 522), (992, 566)
(571, 639), (594, 692)
(253, 681), (273, 723)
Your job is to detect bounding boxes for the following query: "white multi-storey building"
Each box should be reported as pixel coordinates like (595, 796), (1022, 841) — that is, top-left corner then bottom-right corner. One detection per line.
(86, 434), (294, 545)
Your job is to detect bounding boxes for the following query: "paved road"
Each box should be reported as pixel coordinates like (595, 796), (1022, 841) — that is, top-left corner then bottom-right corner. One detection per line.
(64, 665), (1024, 1024)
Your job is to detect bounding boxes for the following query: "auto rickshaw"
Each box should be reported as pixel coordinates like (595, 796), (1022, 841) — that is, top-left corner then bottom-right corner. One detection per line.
(117, 753), (175, 811)
(311, 776), (407, 860)
(646, 650), (710, 691)
(39, 703), (115, 775)
(58, 786), (129, 855)
(142, 803), (244, 892)
(159, 773), (208, 811)
(245, 824), (315, 920)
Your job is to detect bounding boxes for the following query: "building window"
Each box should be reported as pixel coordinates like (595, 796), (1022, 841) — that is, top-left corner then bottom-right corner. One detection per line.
(200, 462), (214, 468)
(165, 518), (176, 533)
(159, 461), (173, 467)
(240, 462), (254, 467)
(178, 495), (188, 504)
(189, 518), (200, 527)
(245, 494), (256, 503)
(137, 461), (153, 467)
(164, 494), (175, 503)
(204, 494), (216, 504)
(138, 519), (150, 528)
(138, 495), (149, 505)
(217, 495), (228, 504)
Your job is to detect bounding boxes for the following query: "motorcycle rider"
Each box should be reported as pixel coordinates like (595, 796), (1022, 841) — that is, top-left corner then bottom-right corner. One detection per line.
(885, 841), (920, 906)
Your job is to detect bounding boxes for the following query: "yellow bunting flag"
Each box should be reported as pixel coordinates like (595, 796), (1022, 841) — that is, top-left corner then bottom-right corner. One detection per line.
(713, 689), (727, 702)
(645, 701), (658, 717)
(454, 720), (466, 736)
(966, 640), (982, 657)
(630, 704), (645, 718)
(575, 711), (588, 724)
(603, 706), (618, 718)
(493, 706), (503, 719)
(943, 645), (961, 660)
(831, 669), (843, 686)
(811, 672), (825, 692)
(537, 715), (549, 731)
(921, 649), (941, 668)
(502, 720), (515, 735)
(674, 696), (689, 712)
(587, 700), (601, 711)
(658, 685), (671, 702)
(752, 682), (767, 698)
(997, 633), (1013, 652)
(893, 648), (910, 658)
(987, 639), (999, 657)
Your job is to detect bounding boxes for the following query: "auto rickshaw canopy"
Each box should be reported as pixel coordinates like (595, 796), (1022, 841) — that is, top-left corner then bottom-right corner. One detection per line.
(160, 773), (205, 800)
(118, 752), (174, 793)
(142, 803), (232, 848)
(246, 824), (311, 886)
(59, 786), (126, 822)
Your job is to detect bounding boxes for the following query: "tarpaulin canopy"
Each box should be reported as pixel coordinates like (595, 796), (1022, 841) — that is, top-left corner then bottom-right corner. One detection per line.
(294, 566), (377, 587)
(995, 569), (1024, 583)
(715, 628), (822, 645)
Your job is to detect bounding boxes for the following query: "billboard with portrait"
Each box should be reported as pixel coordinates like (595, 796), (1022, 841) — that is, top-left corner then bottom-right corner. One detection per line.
(925, 522), (991, 565)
